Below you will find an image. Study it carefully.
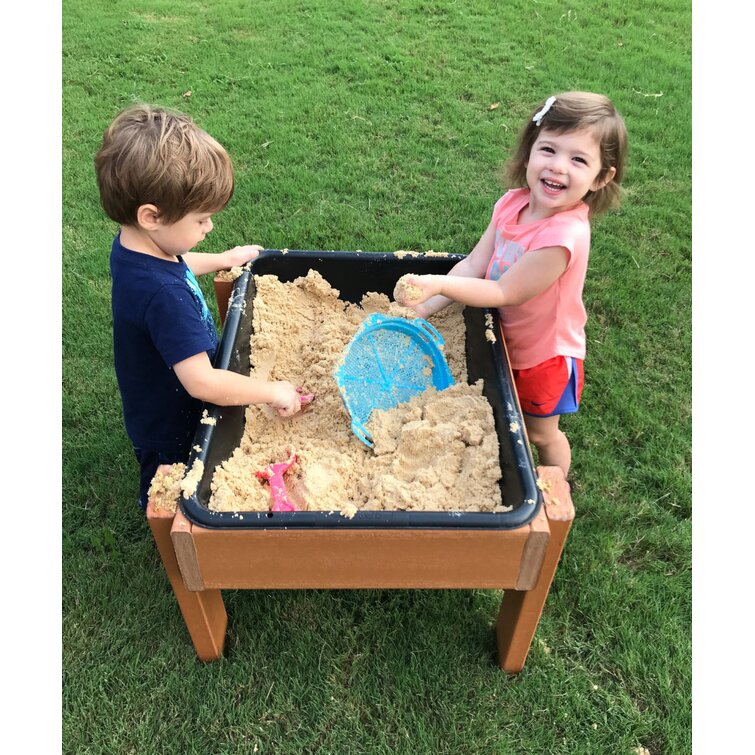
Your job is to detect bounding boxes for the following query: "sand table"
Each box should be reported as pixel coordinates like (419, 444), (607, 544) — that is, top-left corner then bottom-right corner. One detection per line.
(208, 269), (505, 514)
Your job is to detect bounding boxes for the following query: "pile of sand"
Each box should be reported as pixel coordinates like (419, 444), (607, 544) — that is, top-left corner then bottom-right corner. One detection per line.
(208, 269), (505, 513)
(148, 463), (186, 514)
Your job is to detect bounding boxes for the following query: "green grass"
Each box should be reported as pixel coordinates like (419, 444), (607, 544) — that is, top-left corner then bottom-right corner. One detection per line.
(63, 0), (691, 752)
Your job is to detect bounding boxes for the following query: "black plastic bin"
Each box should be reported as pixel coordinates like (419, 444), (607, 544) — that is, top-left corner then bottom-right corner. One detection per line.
(179, 250), (542, 530)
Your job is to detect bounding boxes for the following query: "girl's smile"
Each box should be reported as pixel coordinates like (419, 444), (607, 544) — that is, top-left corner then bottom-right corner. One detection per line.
(540, 178), (568, 196)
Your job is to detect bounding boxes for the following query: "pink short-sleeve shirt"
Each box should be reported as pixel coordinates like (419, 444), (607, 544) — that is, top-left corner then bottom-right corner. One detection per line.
(486, 188), (591, 369)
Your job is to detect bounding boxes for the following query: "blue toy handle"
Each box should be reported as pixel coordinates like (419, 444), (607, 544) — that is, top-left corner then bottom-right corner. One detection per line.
(412, 318), (445, 349)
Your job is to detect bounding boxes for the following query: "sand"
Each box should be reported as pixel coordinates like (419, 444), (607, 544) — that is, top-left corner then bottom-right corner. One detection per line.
(394, 274), (425, 305)
(207, 269), (505, 514)
(147, 463), (186, 514)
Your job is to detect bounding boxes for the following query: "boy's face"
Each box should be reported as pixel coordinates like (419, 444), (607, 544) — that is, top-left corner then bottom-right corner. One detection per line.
(151, 211), (215, 257)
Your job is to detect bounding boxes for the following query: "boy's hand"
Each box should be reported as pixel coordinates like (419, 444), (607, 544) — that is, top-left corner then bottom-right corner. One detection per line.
(222, 245), (264, 269)
(269, 381), (302, 417)
(393, 274), (440, 307)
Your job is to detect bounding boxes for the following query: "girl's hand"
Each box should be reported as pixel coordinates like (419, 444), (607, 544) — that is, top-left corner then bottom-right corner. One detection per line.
(222, 244), (264, 269)
(268, 381), (302, 417)
(393, 274), (440, 307)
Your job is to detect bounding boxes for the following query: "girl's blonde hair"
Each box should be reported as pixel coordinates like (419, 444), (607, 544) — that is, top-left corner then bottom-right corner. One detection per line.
(505, 92), (627, 216)
(95, 104), (234, 225)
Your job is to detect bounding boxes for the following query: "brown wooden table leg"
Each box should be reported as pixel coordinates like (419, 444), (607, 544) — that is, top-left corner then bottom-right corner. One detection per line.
(495, 465), (575, 673)
(146, 500), (228, 661)
(213, 277), (233, 327)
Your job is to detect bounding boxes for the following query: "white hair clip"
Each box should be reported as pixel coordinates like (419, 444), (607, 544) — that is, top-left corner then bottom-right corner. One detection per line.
(532, 96), (556, 126)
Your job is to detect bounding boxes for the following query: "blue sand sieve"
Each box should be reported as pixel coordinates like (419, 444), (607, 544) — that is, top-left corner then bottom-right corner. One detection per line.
(334, 313), (455, 446)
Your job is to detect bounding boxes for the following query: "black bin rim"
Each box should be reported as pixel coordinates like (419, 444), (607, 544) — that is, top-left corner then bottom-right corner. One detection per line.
(179, 249), (543, 530)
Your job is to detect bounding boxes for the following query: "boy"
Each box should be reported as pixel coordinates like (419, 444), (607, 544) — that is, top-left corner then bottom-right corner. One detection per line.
(95, 103), (302, 509)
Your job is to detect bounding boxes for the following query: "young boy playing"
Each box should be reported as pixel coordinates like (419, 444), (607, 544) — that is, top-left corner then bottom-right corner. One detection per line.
(95, 103), (303, 509)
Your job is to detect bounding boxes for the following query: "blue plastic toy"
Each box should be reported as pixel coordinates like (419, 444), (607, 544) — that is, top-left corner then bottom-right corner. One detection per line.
(334, 314), (455, 446)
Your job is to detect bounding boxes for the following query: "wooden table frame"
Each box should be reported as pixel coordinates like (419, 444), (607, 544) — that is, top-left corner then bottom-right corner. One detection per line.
(147, 465), (573, 673)
(143, 278), (575, 673)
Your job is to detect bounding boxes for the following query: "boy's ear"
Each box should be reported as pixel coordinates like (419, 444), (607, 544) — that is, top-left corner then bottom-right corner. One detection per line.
(591, 166), (617, 192)
(135, 204), (161, 231)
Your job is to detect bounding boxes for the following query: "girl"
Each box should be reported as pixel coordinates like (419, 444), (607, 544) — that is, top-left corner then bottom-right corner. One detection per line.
(394, 92), (627, 478)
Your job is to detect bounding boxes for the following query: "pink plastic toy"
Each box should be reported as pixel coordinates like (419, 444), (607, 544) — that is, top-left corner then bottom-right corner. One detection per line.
(256, 452), (301, 512)
(296, 387), (315, 406)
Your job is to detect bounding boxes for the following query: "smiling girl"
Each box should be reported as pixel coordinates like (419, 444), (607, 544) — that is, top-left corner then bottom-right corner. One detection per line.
(393, 92), (628, 478)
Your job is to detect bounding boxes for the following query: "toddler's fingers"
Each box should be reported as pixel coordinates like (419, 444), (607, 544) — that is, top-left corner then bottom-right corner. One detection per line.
(276, 400), (302, 418)
(271, 382), (303, 417)
(227, 244), (264, 267)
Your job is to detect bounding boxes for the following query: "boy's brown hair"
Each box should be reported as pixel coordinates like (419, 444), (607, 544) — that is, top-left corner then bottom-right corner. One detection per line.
(95, 104), (234, 225)
(505, 91), (628, 216)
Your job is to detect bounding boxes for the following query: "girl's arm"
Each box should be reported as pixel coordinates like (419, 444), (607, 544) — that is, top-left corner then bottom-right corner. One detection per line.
(183, 245), (264, 276)
(408, 220), (498, 318)
(395, 245), (569, 310)
(173, 352), (303, 417)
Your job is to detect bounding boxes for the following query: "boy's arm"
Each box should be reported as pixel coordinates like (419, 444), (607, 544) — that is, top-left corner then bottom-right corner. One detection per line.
(406, 220), (498, 318)
(183, 245), (264, 276)
(173, 352), (302, 416)
(395, 245), (569, 310)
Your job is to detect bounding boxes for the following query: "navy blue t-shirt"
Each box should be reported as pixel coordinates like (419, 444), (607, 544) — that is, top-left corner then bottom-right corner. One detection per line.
(110, 233), (218, 455)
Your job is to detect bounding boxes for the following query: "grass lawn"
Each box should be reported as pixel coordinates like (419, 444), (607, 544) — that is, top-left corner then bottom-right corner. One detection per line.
(63, 0), (691, 752)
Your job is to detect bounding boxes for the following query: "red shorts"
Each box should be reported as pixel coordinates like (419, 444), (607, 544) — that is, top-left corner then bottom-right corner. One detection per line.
(512, 356), (584, 417)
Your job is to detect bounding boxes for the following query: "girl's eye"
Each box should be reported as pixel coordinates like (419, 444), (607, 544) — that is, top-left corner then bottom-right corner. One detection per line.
(573, 157), (588, 165)
(540, 146), (555, 154)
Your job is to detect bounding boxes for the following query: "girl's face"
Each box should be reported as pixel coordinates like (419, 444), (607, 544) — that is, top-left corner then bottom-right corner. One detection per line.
(525, 128), (615, 218)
